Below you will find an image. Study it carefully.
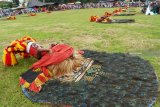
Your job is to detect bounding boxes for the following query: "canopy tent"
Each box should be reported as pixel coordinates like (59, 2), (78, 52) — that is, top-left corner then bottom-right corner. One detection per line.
(27, 0), (45, 7)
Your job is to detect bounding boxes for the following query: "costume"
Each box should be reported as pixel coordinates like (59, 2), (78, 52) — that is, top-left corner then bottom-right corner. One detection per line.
(31, 44), (74, 68)
(6, 16), (16, 20)
(2, 36), (35, 66)
(20, 67), (52, 92)
(2, 36), (52, 66)
(26, 42), (48, 59)
(20, 44), (89, 92)
(21, 50), (159, 107)
(2, 36), (93, 93)
(90, 16), (99, 22)
(90, 7), (135, 23)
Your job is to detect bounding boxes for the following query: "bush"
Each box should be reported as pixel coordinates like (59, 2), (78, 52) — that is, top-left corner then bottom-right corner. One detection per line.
(0, 1), (12, 9)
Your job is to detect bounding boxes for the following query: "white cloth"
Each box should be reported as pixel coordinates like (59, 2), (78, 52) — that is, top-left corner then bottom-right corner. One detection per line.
(26, 42), (34, 53)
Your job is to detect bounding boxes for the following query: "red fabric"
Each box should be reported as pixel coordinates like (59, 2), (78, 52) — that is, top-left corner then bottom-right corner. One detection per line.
(31, 44), (74, 68)
(23, 52), (30, 58)
(5, 52), (11, 66)
(19, 78), (25, 85)
(29, 82), (41, 93)
(41, 67), (50, 77)
(37, 75), (47, 83)
(19, 41), (26, 49)
(29, 46), (38, 58)
(41, 51), (48, 57)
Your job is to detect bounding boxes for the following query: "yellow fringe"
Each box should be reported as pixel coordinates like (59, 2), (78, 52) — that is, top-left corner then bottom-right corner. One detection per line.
(10, 52), (17, 65)
(2, 50), (7, 65)
(33, 68), (41, 72)
(48, 70), (53, 77)
(34, 78), (44, 87)
(2, 36), (36, 66)
(23, 81), (30, 88)
(40, 73), (49, 81)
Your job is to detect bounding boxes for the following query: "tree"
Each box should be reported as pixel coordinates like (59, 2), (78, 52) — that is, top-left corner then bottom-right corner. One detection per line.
(13, 0), (19, 6)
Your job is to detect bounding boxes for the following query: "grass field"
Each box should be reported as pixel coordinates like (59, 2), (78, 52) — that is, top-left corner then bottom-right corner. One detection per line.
(0, 8), (160, 107)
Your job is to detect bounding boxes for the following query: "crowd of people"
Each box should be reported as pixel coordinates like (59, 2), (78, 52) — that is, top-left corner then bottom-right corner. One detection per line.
(59, 2), (146, 10)
(0, 1), (148, 18)
(3, 36), (91, 92)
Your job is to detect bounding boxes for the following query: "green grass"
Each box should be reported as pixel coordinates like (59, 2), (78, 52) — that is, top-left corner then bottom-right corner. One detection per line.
(0, 8), (160, 107)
